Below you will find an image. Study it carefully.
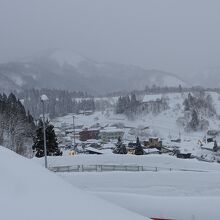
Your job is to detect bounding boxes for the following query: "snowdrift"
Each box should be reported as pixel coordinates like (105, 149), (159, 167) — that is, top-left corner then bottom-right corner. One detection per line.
(0, 146), (148, 220)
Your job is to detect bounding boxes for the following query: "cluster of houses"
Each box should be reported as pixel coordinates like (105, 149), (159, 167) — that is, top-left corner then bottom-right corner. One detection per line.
(54, 121), (171, 155)
(55, 123), (125, 146)
(55, 122), (196, 159)
(53, 119), (220, 161)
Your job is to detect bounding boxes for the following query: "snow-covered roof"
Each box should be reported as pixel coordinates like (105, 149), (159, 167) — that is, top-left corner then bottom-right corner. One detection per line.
(201, 142), (214, 150)
(82, 139), (100, 144)
(85, 147), (103, 154)
(100, 127), (124, 133)
(143, 148), (160, 154)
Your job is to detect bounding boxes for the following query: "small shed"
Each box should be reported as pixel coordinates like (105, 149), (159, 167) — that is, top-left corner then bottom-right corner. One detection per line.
(144, 137), (162, 149)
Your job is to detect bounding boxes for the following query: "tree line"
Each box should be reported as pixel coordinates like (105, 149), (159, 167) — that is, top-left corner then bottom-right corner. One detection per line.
(16, 88), (95, 119)
(180, 92), (216, 131)
(115, 93), (168, 118)
(0, 93), (36, 157)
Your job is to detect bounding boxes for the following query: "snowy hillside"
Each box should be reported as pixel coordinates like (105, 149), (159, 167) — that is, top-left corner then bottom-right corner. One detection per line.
(0, 146), (148, 220)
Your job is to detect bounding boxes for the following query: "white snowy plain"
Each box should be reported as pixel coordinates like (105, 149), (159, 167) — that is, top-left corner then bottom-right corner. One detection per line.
(60, 171), (220, 220)
(35, 153), (220, 220)
(0, 146), (149, 220)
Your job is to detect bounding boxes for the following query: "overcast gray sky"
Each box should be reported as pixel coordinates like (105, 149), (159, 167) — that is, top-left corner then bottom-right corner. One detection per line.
(0, 0), (220, 74)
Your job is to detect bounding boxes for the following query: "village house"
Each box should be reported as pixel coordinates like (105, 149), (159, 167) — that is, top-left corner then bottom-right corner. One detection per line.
(79, 129), (100, 141)
(99, 127), (124, 143)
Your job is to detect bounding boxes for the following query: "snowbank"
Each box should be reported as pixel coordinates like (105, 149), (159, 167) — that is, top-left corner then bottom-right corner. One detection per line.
(0, 146), (148, 220)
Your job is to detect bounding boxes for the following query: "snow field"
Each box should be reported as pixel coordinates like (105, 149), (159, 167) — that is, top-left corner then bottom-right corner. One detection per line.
(46, 91), (220, 219)
(60, 170), (220, 220)
(0, 146), (148, 220)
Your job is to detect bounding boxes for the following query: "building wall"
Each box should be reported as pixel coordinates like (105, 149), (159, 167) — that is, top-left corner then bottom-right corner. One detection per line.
(99, 131), (124, 142)
(79, 130), (99, 141)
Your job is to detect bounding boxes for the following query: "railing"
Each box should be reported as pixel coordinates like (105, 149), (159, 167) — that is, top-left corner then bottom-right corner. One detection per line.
(48, 164), (208, 173)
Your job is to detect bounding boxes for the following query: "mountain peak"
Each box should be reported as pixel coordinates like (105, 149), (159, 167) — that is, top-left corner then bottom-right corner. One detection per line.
(49, 48), (86, 67)
(30, 48), (90, 67)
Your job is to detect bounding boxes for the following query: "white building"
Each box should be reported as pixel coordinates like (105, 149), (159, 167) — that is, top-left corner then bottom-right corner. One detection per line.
(99, 127), (124, 142)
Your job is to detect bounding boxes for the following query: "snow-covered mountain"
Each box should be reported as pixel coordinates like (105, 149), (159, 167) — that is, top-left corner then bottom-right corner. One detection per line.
(0, 48), (186, 94)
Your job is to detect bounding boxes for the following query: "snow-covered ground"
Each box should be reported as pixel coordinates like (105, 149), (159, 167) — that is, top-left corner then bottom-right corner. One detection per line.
(32, 151), (220, 220)
(0, 146), (148, 220)
(32, 91), (220, 219)
(60, 171), (220, 220)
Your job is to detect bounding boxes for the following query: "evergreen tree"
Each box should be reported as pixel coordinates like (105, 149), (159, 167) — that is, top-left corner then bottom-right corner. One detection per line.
(130, 93), (138, 106)
(113, 136), (127, 154)
(178, 84), (182, 93)
(213, 140), (218, 152)
(189, 109), (199, 131)
(183, 98), (190, 111)
(134, 137), (144, 155)
(32, 119), (62, 157)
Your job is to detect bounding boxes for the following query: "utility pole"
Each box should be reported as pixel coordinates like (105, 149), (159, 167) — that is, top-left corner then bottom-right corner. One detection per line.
(73, 115), (76, 145)
(42, 99), (47, 168)
(41, 94), (49, 169)
(179, 129), (181, 141)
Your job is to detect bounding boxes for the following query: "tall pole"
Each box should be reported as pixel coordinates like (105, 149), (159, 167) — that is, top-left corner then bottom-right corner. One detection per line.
(73, 115), (76, 145)
(42, 100), (48, 168)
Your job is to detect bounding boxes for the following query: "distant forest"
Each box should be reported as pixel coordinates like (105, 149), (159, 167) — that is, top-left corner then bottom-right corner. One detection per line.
(105, 85), (220, 98)
(13, 86), (220, 120)
(16, 88), (96, 119)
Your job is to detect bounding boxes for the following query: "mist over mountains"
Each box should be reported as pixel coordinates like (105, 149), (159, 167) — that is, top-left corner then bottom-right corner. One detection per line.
(0, 49), (187, 95)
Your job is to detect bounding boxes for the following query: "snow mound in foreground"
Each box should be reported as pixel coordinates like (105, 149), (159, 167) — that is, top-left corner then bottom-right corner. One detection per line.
(0, 146), (148, 220)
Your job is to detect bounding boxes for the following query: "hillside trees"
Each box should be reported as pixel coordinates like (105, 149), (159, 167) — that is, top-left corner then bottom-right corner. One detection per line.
(115, 93), (141, 114)
(183, 92), (216, 116)
(181, 92), (216, 131)
(0, 93), (36, 157)
(115, 93), (168, 118)
(16, 88), (95, 119)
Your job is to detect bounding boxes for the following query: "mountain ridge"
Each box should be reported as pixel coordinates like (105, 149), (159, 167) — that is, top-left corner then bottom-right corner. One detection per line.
(0, 48), (186, 95)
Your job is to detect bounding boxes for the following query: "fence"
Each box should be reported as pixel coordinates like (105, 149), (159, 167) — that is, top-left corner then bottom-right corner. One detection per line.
(48, 164), (208, 173)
